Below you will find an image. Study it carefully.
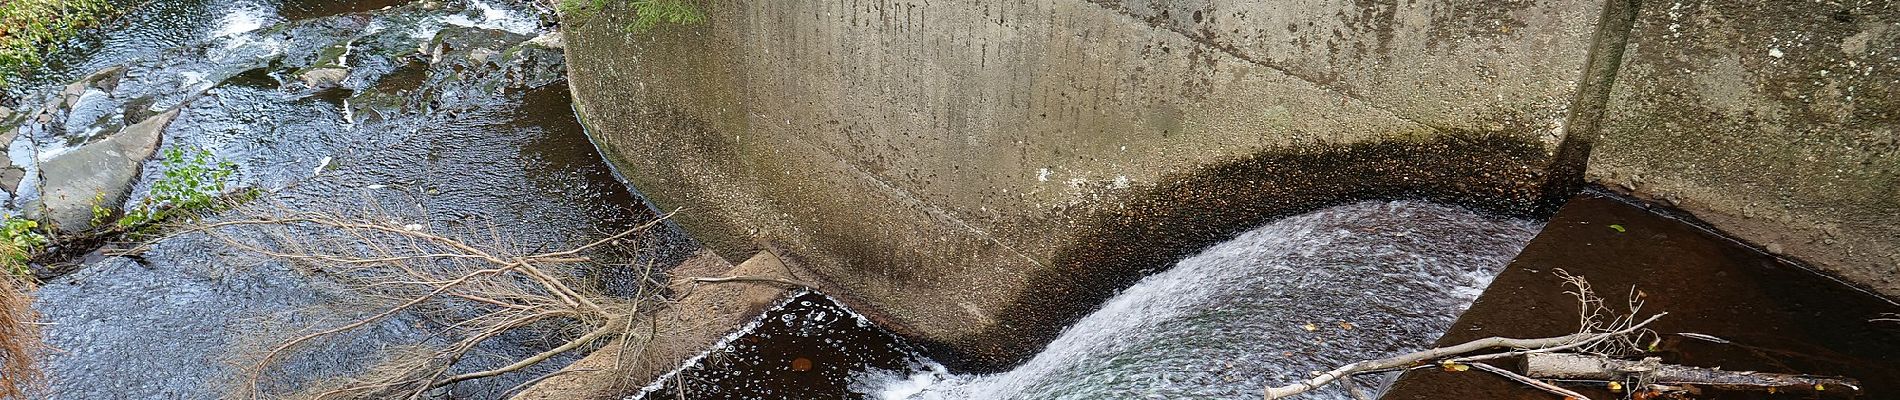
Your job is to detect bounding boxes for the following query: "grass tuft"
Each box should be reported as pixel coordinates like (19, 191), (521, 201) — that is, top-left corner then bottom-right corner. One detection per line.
(0, 0), (118, 87)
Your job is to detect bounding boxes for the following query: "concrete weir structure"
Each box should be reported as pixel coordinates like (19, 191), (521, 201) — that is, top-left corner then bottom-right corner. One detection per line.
(558, 0), (1899, 371)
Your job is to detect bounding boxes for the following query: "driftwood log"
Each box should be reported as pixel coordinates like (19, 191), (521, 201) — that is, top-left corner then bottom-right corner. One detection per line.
(1522, 353), (1861, 392)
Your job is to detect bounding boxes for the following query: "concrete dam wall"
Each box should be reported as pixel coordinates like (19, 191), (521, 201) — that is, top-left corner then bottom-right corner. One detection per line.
(559, 0), (1899, 370)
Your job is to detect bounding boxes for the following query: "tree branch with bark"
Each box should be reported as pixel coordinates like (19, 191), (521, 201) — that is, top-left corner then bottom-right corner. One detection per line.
(1262, 270), (1858, 399)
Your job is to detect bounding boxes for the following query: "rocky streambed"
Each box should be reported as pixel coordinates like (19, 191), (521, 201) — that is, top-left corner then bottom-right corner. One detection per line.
(4, 0), (690, 398)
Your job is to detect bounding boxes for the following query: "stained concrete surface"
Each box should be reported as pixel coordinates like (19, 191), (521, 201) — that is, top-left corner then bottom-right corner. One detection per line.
(562, 0), (1900, 374)
(1585, 0), (1900, 299)
(560, 0), (1598, 370)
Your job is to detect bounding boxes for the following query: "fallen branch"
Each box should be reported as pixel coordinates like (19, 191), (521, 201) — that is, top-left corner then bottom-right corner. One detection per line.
(1262, 313), (1664, 399)
(689, 275), (812, 288)
(1466, 362), (1593, 400)
(1523, 352), (1861, 392)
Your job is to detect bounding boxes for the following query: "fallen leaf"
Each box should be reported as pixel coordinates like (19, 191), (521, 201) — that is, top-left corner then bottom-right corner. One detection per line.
(1301, 322), (1318, 332)
(1609, 224), (1626, 233)
(1337, 322), (1355, 330)
(791, 357), (813, 372)
(1439, 361), (1469, 372)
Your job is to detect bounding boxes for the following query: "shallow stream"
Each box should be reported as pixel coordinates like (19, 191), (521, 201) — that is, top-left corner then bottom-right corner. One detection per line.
(6, 0), (689, 398)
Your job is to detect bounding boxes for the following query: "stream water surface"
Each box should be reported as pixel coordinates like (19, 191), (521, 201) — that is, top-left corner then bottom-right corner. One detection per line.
(7, 0), (690, 398)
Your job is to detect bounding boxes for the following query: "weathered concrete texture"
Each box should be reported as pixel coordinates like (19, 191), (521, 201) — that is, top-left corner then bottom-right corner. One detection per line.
(1094, 0), (1605, 146)
(563, 0), (1588, 369)
(26, 108), (181, 231)
(1586, 1), (1900, 296)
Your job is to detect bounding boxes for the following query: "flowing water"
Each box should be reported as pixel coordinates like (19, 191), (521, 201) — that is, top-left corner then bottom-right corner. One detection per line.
(637, 201), (1542, 399)
(7, 0), (690, 398)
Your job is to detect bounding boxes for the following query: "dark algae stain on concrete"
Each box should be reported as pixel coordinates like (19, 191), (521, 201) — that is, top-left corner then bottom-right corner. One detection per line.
(943, 133), (1565, 371)
(1383, 191), (1900, 399)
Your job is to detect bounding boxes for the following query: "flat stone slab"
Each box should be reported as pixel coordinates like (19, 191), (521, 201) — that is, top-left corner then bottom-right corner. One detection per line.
(26, 108), (181, 232)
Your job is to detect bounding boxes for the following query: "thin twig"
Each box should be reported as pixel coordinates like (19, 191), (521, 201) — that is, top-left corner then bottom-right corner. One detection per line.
(431, 318), (628, 387)
(246, 265), (518, 397)
(1451, 313), (1666, 364)
(689, 275), (812, 288)
(1466, 361), (1593, 400)
(1262, 313), (1665, 399)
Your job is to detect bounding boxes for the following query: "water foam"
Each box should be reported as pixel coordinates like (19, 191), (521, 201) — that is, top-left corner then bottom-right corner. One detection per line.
(855, 201), (1541, 399)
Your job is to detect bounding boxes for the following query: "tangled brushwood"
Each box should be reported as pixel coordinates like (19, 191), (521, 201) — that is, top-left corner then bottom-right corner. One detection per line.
(0, 264), (38, 400)
(180, 203), (676, 399)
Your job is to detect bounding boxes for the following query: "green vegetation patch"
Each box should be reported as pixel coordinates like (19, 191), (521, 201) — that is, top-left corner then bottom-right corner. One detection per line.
(0, 0), (118, 87)
(559, 0), (707, 32)
(0, 216), (45, 278)
(118, 147), (241, 228)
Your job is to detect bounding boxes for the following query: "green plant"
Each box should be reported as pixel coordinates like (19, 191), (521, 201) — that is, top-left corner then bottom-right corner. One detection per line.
(88, 192), (110, 227)
(0, 0), (118, 87)
(559, 0), (706, 32)
(119, 147), (239, 228)
(0, 216), (45, 278)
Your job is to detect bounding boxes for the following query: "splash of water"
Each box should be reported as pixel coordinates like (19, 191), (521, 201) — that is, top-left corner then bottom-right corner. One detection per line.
(857, 201), (1542, 399)
(211, 4), (274, 38)
(441, 0), (541, 36)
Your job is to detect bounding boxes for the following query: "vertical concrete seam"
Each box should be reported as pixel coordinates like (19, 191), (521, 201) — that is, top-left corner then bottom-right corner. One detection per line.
(1543, 0), (1641, 207)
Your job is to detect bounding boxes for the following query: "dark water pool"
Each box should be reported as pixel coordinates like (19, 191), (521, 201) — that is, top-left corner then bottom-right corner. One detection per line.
(1384, 191), (1900, 400)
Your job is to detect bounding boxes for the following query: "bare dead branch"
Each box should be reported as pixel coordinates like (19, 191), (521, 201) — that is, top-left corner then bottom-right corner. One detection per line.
(431, 317), (629, 388)
(689, 275), (813, 288)
(1261, 313), (1665, 399)
(1523, 353), (1860, 392)
(196, 207), (678, 399)
(1466, 361), (1593, 400)
(245, 265), (519, 396)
